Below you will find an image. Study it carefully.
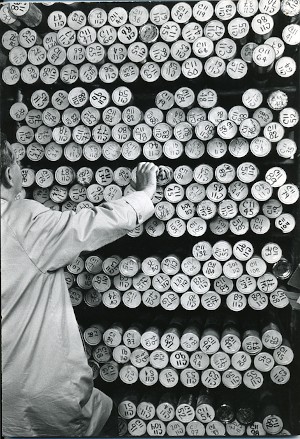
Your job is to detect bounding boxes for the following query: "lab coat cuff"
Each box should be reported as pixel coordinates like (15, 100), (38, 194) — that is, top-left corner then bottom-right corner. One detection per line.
(123, 191), (155, 225)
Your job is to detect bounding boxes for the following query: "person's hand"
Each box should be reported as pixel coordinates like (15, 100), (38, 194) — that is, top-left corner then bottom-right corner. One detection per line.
(134, 162), (158, 199)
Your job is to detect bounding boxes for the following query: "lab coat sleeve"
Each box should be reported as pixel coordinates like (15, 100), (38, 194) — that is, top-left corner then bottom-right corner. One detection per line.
(20, 191), (154, 272)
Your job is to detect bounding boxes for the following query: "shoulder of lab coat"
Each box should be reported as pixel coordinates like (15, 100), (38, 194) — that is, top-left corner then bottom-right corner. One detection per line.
(1, 191), (154, 272)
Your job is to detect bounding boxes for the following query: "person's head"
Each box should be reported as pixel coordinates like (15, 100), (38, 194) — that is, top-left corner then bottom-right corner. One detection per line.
(1, 134), (23, 200)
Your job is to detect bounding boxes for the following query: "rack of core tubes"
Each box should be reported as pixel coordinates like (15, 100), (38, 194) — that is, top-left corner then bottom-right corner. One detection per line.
(1, 0), (300, 436)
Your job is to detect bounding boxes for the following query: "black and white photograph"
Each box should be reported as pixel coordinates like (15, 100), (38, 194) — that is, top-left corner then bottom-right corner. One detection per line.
(1, 0), (300, 437)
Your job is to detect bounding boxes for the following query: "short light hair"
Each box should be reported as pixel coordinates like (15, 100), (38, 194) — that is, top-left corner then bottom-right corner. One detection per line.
(1, 133), (15, 187)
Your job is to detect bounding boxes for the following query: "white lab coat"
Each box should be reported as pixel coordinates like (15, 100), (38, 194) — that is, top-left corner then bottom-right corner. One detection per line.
(1, 192), (154, 436)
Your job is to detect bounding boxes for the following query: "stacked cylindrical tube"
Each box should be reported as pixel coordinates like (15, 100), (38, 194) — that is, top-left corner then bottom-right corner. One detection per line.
(19, 159), (298, 237)
(1, 0), (299, 85)
(1, 2), (299, 436)
(10, 87), (299, 162)
(81, 315), (293, 393)
(116, 389), (290, 436)
(10, 87), (299, 237)
(65, 246), (292, 312)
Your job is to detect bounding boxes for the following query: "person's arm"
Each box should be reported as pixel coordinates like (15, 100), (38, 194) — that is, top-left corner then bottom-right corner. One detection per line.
(21, 191), (153, 272)
(20, 163), (158, 272)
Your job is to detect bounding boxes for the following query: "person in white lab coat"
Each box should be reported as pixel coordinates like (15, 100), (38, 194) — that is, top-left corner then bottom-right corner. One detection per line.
(1, 136), (157, 437)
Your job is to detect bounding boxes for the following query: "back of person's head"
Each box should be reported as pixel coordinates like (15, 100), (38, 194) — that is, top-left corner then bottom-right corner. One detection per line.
(1, 133), (15, 188)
